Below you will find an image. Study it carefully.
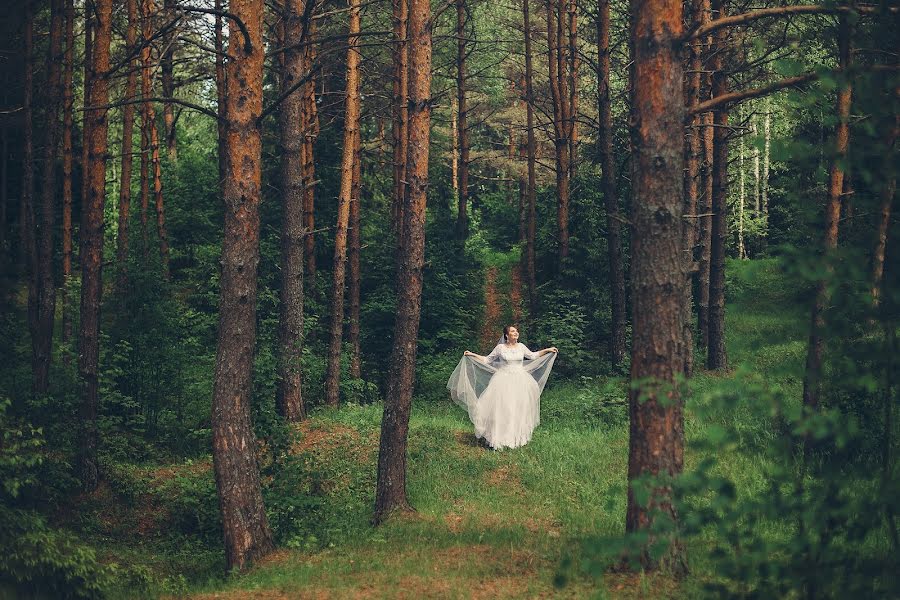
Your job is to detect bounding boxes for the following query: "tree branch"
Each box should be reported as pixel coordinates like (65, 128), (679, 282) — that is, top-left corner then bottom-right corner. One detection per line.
(682, 4), (895, 42)
(257, 64), (321, 124)
(180, 6), (253, 53)
(82, 96), (220, 121)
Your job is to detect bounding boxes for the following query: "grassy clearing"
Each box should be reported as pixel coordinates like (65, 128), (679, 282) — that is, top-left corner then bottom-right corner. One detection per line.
(79, 258), (811, 598)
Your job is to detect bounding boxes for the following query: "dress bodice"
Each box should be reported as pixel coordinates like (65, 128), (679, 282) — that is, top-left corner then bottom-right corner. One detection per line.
(487, 343), (535, 369)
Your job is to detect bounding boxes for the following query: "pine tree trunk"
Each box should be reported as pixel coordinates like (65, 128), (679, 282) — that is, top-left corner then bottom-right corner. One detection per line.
(117, 0), (139, 284)
(522, 0), (537, 314)
(696, 0), (712, 353)
(375, 0), (432, 524)
(78, 0), (113, 492)
(302, 25), (319, 290)
(23, 0), (38, 398)
(738, 113), (746, 260)
(456, 0), (469, 237)
(391, 0), (409, 236)
(597, 0), (626, 369)
(625, 0), (688, 575)
(211, 0), (274, 572)
(566, 0), (578, 181)
(139, 0), (152, 258)
(802, 12), (852, 410)
(276, 0), (308, 423)
(215, 0), (226, 190)
(325, 0), (362, 408)
(546, 0), (570, 266)
(62, 0), (75, 353)
(706, 0), (729, 371)
(162, 0), (177, 162)
(31, 0), (64, 396)
(348, 127), (362, 379)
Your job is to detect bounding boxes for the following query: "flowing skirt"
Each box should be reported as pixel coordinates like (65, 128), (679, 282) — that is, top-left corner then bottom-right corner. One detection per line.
(472, 366), (540, 450)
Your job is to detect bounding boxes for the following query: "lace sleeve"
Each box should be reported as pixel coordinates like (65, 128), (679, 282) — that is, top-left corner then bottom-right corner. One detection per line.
(520, 343), (537, 360)
(485, 344), (502, 362)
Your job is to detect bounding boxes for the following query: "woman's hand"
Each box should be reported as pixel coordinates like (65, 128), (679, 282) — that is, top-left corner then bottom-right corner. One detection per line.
(464, 351), (474, 357)
(549, 347), (558, 354)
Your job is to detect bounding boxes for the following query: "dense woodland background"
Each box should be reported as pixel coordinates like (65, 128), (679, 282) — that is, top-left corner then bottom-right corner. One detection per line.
(0, 0), (898, 597)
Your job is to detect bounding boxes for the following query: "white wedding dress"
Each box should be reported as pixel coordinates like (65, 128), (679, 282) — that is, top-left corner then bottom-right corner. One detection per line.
(447, 343), (556, 450)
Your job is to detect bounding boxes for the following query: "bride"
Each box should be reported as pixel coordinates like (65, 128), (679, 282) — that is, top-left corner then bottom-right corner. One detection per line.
(447, 325), (558, 450)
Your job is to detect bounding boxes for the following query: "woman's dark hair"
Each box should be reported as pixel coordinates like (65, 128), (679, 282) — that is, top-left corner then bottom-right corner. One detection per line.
(503, 324), (518, 343)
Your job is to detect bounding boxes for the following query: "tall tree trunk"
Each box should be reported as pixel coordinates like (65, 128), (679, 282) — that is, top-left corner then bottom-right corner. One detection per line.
(348, 126), (362, 379)
(566, 0), (578, 181)
(0, 124), (6, 260)
(78, 0), (113, 492)
(302, 24), (319, 290)
(375, 0), (432, 523)
(211, 0), (274, 572)
(697, 0), (712, 353)
(150, 111), (169, 276)
(455, 0), (469, 237)
(31, 0), (64, 395)
(215, 0), (226, 190)
(801, 11), (852, 410)
(625, 0), (688, 575)
(522, 0), (537, 314)
(325, 0), (362, 408)
(139, 0), (152, 258)
(706, 0), (729, 371)
(547, 0), (570, 266)
(597, 0), (626, 369)
(23, 1), (37, 392)
(276, 0), (308, 423)
(738, 111), (746, 259)
(117, 0), (139, 284)
(391, 0), (409, 237)
(161, 0), (177, 162)
(62, 0), (75, 353)
(762, 98), (770, 218)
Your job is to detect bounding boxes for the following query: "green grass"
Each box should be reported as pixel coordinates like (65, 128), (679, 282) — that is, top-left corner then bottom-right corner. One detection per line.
(83, 258), (821, 598)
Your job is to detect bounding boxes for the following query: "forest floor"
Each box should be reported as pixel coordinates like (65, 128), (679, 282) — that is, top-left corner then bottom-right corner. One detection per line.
(75, 258), (807, 599)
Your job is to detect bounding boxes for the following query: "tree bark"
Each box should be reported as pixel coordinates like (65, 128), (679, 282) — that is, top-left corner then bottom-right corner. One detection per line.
(801, 11), (852, 410)
(375, 0), (432, 524)
(522, 0), (537, 314)
(31, 0), (64, 396)
(697, 0), (712, 353)
(325, 0), (362, 408)
(707, 0), (729, 371)
(391, 0), (409, 237)
(215, 0), (227, 191)
(455, 0), (469, 238)
(117, 0), (139, 284)
(276, 0), (309, 423)
(546, 0), (570, 266)
(348, 124), (362, 379)
(597, 0), (626, 369)
(211, 0), (275, 572)
(78, 0), (113, 492)
(23, 0), (38, 400)
(162, 0), (177, 162)
(567, 0), (578, 181)
(302, 24), (319, 290)
(62, 0), (75, 352)
(625, 0), (688, 575)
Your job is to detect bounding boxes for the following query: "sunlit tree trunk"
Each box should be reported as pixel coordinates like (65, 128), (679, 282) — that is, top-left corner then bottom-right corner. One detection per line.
(597, 0), (626, 369)
(211, 0), (275, 572)
(391, 0), (409, 236)
(375, 0), (432, 523)
(348, 128), (362, 379)
(162, 0), (177, 162)
(117, 0), (139, 284)
(802, 11), (852, 410)
(325, 0), (362, 407)
(78, 0), (113, 492)
(276, 0), (308, 422)
(625, 0), (688, 575)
